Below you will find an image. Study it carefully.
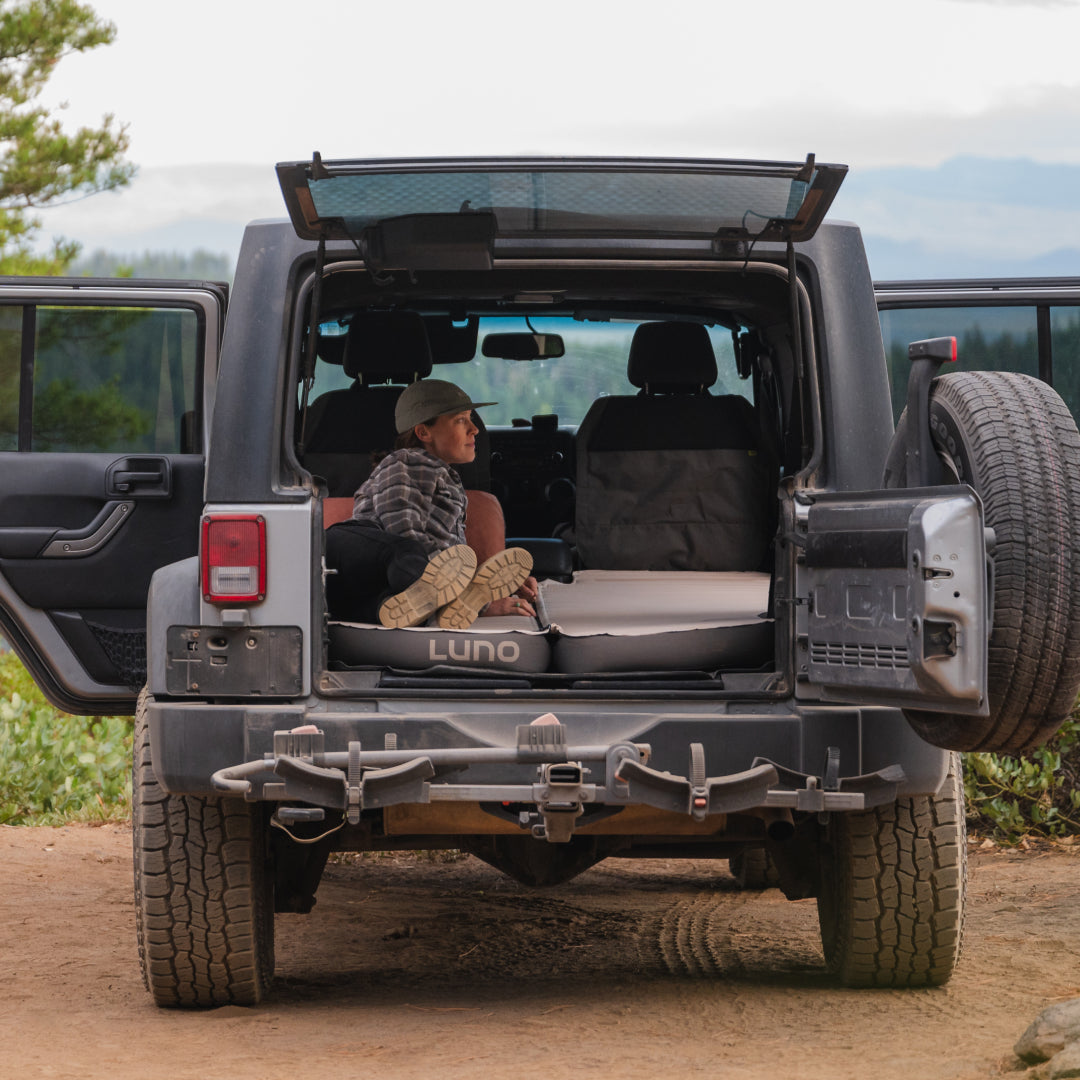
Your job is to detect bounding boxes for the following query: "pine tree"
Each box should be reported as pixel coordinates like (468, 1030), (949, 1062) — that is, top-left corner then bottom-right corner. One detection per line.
(0, 0), (132, 274)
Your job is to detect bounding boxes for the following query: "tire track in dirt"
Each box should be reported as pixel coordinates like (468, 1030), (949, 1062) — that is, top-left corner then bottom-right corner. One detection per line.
(635, 890), (752, 977)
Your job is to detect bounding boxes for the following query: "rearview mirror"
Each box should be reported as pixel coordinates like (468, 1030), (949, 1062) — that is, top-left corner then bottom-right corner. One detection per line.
(481, 332), (565, 360)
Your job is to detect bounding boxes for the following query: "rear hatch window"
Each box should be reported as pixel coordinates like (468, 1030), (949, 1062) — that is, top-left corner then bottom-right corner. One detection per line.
(277, 155), (847, 248)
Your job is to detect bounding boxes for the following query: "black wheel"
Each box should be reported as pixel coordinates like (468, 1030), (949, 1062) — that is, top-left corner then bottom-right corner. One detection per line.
(885, 371), (1080, 754)
(816, 754), (965, 988)
(133, 690), (275, 1007)
(728, 847), (779, 889)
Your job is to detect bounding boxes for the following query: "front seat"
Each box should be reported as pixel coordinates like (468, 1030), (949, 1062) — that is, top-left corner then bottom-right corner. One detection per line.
(573, 321), (775, 571)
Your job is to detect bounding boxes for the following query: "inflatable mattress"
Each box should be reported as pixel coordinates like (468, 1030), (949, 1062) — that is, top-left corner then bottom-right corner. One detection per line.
(328, 615), (550, 673)
(541, 570), (773, 673)
(328, 571), (772, 675)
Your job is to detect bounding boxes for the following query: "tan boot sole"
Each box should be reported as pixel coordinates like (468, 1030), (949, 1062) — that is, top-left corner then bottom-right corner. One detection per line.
(379, 545), (477, 628)
(437, 548), (533, 630)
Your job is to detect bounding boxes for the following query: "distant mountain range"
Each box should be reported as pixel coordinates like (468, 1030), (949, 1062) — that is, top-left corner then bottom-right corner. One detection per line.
(863, 238), (1080, 282)
(43, 155), (1080, 284)
(835, 155), (1080, 280)
(850, 155), (1080, 211)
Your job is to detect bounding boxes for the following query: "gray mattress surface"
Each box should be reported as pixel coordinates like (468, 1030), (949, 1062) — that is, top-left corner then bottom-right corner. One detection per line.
(328, 570), (773, 674)
(541, 570), (772, 672)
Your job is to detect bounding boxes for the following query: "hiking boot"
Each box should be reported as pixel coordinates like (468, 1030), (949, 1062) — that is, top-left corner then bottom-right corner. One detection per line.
(378, 544), (477, 628)
(437, 547), (533, 630)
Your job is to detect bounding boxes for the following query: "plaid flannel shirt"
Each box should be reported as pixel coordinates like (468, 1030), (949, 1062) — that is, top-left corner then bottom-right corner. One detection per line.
(351, 448), (467, 556)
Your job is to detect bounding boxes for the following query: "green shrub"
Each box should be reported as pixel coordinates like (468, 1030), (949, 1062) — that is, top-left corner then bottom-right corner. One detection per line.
(0, 650), (131, 825)
(0, 646), (40, 702)
(963, 710), (1080, 842)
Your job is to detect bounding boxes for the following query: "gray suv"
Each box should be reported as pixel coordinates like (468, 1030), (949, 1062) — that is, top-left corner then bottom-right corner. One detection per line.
(2, 155), (1078, 1006)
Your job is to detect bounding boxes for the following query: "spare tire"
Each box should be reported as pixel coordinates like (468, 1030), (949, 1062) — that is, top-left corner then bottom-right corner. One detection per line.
(884, 371), (1080, 754)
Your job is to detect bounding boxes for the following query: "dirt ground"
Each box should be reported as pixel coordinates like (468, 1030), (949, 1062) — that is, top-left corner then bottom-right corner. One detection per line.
(1, 824), (1077, 1080)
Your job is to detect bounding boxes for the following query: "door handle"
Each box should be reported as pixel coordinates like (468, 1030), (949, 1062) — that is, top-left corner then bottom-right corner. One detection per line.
(112, 470), (163, 492)
(106, 456), (172, 498)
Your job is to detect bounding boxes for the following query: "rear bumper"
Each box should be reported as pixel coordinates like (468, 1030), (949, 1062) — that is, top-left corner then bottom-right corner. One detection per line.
(147, 698), (950, 819)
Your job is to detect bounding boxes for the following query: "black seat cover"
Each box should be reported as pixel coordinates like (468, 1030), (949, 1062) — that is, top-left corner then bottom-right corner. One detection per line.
(575, 321), (774, 571)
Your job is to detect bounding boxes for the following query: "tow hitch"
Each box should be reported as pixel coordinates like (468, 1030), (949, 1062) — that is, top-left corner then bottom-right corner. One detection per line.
(210, 721), (904, 842)
(523, 762), (586, 842)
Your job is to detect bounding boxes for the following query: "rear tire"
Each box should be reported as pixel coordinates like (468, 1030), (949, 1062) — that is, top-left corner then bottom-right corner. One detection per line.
(885, 371), (1080, 754)
(133, 690), (275, 1007)
(816, 754), (965, 988)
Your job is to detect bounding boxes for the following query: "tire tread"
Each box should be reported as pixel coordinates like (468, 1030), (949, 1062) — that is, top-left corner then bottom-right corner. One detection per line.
(132, 690), (274, 1007)
(817, 756), (966, 988)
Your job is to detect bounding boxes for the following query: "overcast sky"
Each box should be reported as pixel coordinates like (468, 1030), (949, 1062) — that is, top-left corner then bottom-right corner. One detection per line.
(31, 0), (1080, 266)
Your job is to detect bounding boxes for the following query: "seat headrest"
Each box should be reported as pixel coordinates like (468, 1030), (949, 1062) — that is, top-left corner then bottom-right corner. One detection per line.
(627, 322), (717, 392)
(343, 311), (434, 382)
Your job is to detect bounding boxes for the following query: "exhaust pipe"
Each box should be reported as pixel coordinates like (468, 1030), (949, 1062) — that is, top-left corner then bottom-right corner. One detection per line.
(760, 807), (795, 843)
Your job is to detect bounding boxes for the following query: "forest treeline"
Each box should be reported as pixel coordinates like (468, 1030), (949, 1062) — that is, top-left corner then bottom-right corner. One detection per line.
(72, 248), (233, 282)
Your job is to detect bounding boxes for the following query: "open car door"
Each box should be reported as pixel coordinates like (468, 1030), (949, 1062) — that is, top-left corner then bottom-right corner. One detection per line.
(0, 280), (225, 714)
(797, 486), (989, 715)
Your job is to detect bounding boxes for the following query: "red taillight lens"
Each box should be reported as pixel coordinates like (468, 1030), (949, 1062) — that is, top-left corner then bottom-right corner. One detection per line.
(202, 515), (266, 603)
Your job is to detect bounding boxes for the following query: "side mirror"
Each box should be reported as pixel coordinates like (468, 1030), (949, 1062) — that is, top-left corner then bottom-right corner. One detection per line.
(481, 332), (565, 360)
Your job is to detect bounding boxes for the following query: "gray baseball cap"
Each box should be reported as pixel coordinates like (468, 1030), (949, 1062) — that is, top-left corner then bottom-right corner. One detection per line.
(394, 379), (496, 434)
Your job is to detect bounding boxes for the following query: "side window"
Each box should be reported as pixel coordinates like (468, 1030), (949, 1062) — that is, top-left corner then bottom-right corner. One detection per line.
(879, 306), (1039, 421)
(706, 326), (749, 400)
(3, 305), (202, 454)
(1051, 306), (1080, 419)
(306, 321), (353, 404)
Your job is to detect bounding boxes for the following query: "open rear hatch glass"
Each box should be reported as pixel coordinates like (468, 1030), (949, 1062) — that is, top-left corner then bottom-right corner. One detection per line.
(276, 154), (848, 255)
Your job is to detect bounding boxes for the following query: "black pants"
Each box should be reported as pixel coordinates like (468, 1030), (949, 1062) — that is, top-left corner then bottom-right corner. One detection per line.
(325, 522), (430, 623)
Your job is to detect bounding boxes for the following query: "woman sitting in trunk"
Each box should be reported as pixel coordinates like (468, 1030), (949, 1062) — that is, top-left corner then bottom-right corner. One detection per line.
(325, 379), (537, 629)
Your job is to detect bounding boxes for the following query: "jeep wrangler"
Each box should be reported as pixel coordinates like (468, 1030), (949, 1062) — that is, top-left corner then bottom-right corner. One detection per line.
(2, 154), (1079, 1006)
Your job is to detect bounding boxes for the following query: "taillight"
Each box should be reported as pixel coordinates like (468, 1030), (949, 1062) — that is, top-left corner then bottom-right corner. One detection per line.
(202, 514), (266, 603)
